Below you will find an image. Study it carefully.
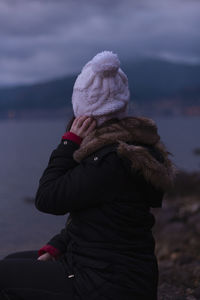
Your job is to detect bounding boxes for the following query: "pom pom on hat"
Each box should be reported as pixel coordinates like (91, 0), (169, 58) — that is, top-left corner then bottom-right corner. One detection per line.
(91, 51), (120, 76)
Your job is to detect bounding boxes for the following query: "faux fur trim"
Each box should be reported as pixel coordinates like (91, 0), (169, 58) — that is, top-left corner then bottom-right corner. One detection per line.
(73, 116), (178, 191)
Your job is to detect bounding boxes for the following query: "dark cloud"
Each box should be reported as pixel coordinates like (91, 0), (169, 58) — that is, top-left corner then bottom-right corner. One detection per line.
(0, 0), (200, 86)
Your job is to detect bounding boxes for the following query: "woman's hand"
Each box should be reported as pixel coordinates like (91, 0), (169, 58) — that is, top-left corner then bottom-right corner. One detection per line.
(37, 252), (55, 261)
(70, 116), (97, 139)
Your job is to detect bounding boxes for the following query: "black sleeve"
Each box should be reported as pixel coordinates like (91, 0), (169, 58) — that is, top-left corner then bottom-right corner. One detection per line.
(46, 215), (72, 253)
(47, 228), (69, 253)
(34, 139), (122, 215)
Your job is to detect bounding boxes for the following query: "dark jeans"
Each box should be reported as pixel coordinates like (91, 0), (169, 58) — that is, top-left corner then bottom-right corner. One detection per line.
(0, 250), (74, 300)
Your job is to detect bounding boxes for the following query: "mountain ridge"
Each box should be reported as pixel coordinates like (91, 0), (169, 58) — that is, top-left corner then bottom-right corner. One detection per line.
(0, 58), (200, 112)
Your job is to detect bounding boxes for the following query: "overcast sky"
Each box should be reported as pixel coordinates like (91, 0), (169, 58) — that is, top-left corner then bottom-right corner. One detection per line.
(0, 0), (200, 86)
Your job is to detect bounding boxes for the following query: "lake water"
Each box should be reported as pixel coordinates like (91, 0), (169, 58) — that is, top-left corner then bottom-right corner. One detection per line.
(0, 116), (199, 258)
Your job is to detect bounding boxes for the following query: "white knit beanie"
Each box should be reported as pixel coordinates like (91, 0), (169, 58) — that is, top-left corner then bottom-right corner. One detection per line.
(71, 50), (130, 127)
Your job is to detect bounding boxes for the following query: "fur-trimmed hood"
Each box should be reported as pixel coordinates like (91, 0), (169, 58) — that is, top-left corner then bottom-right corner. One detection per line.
(73, 115), (178, 191)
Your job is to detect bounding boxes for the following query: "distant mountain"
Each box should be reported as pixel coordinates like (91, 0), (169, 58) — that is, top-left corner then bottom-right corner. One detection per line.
(0, 58), (200, 112)
(0, 75), (76, 111)
(123, 59), (200, 102)
(179, 86), (200, 105)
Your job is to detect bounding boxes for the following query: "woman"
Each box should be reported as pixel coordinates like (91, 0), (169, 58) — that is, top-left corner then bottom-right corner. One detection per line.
(0, 51), (177, 300)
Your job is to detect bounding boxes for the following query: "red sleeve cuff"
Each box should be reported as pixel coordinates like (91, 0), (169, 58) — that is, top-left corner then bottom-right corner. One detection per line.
(62, 131), (83, 145)
(38, 245), (61, 258)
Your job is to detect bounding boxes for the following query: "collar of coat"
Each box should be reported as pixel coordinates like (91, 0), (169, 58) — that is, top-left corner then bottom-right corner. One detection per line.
(73, 115), (178, 191)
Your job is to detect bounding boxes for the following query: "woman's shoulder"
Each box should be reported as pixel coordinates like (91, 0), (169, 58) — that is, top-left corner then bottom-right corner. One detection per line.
(81, 142), (120, 165)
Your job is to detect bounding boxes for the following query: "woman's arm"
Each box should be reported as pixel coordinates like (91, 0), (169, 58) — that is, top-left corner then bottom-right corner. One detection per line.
(34, 137), (121, 215)
(38, 214), (72, 258)
(38, 227), (69, 259)
(35, 116), (91, 214)
(34, 115), (122, 214)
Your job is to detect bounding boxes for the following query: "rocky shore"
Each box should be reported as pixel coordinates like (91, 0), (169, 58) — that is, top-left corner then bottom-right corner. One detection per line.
(152, 171), (200, 300)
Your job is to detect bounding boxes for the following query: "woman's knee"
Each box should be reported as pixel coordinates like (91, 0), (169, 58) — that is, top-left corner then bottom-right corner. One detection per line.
(3, 250), (38, 260)
(3, 252), (19, 259)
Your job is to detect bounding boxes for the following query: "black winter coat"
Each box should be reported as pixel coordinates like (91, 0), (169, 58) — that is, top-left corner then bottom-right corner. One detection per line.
(35, 116), (177, 300)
